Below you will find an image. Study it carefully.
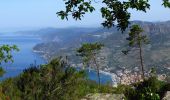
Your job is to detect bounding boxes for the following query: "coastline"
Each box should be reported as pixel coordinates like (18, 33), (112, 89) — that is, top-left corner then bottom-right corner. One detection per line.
(33, 49), (119, 86)
(72, 65), (118, 86)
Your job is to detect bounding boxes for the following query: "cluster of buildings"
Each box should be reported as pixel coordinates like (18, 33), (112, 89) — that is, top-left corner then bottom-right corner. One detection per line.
(112, 68), (168, 86)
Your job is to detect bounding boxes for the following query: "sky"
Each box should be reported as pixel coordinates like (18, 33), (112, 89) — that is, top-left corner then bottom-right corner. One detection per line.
(0, 0), (170, 32)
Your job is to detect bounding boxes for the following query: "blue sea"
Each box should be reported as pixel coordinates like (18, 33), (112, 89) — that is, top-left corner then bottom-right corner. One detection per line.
(0, 35), (112, 84)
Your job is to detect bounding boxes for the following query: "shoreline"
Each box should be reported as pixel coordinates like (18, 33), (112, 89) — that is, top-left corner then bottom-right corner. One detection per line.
(76, 66), (118, 86)
(33, 49), (119, 86)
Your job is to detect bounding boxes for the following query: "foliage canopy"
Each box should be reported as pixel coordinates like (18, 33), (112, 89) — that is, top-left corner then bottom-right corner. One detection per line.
(57, 0), (170, 32)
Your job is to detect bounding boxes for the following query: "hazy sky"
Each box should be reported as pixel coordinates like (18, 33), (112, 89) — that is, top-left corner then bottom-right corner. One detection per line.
(0, 0), (170, 32)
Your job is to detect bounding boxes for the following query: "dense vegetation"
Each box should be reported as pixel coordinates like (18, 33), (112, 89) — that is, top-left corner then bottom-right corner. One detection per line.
(0, 58), (114, 100)
(0, 58), (170, 100)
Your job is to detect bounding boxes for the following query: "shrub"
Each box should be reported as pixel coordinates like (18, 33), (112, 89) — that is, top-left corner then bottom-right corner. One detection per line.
(0, 58), (115, 100)
(124, 76), (170, 100)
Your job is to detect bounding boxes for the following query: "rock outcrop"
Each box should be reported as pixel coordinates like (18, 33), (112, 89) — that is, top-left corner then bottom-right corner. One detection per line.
(163, 91), (170, 100)
(81, 93), (124, 100)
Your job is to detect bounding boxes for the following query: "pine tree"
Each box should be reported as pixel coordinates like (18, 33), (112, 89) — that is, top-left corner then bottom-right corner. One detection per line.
(77, 43), (104, 86)
(122, 25), (149, 80)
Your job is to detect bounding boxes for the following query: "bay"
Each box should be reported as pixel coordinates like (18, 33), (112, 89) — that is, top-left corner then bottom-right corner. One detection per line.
(0, 35), (45, 80)
(0, 35), (112, 84)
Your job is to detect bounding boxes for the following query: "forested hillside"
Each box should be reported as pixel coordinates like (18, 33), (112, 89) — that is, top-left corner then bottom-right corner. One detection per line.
(33, 21), (170, 75)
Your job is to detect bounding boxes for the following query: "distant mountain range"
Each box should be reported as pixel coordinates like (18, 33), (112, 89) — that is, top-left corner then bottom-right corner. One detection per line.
(31, 21), (170, 75)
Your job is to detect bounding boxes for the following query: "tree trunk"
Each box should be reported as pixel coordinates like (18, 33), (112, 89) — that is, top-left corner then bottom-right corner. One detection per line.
(92, 55), (101, 86)
(139, 43), (145, 80)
